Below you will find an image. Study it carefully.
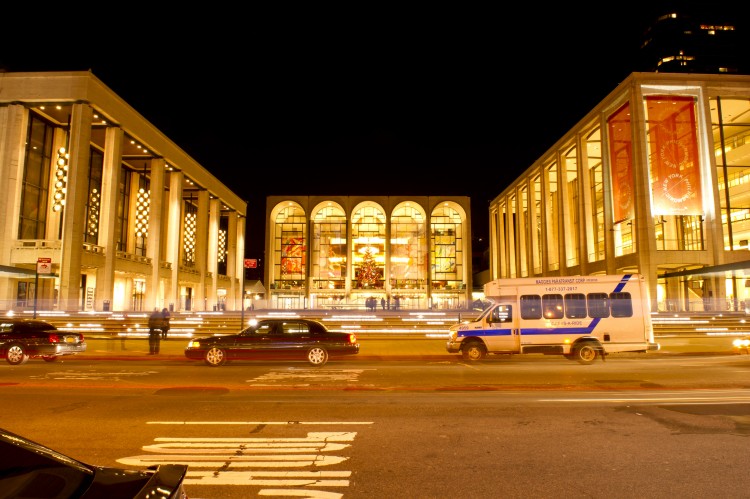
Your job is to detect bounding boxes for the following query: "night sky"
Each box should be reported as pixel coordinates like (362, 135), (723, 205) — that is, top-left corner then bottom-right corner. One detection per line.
(3, 2), (748, 273)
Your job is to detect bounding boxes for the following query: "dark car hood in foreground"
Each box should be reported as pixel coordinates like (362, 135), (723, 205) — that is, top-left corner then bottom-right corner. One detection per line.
(0, 427), (188, 499)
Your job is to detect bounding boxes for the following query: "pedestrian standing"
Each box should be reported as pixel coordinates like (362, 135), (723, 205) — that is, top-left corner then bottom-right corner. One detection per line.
(147, 308), (161, 354)
(160, 308), (171, 339)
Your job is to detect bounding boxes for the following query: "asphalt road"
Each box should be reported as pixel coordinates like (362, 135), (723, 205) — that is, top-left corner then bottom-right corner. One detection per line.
(78, 334), (739, 361)
(3, 354), (749, 499)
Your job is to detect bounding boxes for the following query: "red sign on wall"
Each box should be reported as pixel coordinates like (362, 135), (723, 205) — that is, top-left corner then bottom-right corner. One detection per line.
(37, 257), (52, 274)
(244, 259), (257, 269)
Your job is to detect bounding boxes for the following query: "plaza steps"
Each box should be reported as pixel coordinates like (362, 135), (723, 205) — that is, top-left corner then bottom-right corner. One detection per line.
(16, 309), (750, 340)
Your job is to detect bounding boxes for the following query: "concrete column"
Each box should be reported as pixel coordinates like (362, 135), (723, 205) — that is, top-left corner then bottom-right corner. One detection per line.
(196, 190), (209, 311)
(146, 158), (165, 310)
(0, 105), (26, 271)
(227, 212), (240, 310)
(95, 126), (123, 311)
(166, 170), (183, 311)
(207, 197), (220, 309)
(59, 103), (93, 311)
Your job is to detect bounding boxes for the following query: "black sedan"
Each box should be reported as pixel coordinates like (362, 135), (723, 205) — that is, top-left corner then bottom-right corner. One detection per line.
(0, 318), (87, 365)
(0, 426), (189, 498)
(185, 318), (360, 366)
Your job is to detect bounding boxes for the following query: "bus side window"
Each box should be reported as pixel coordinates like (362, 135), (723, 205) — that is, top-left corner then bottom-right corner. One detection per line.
(520, 295), (542, 319)
(587, 293), (610, 318)
(610, 292), (633, 317)
(564, 293), (587, 318)
(542, 294), (564, 319)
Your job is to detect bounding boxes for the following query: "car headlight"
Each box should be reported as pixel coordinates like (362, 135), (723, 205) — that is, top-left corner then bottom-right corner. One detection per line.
(187, 340), (200, 348)
(733, 338), (749, 348)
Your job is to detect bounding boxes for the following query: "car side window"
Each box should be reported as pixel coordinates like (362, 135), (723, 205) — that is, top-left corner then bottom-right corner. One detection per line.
(255, 323), (276, 336)
(283, 322), (309, 335)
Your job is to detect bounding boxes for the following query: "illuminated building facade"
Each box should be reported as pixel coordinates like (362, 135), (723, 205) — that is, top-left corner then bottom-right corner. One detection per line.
(265, 196), (473, 310)
(639, 6), (742, 74)
(488, 72), (750, 313)
(0, 71), (247, 312)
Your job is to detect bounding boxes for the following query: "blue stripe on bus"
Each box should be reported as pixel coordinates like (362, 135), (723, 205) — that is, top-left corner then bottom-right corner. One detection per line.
(615, 274), (632, 293)
(457, 318), (603, 338)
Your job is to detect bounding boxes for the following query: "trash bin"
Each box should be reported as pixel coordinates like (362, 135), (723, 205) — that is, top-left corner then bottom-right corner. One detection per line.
(103, 300), (110, 311)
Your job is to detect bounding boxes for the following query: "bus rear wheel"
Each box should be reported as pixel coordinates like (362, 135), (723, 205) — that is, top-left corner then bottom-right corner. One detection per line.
(571, 342), (599, 365)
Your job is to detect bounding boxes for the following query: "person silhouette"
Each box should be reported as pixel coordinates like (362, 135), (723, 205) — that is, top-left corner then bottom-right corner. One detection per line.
(147, 308), (161, 354)
(160, 308), (171, 339)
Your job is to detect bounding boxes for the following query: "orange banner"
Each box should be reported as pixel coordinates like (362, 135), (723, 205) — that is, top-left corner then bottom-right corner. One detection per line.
(281, 236), (305, 275)
(607, 103), (634, 223)
(646, 96), (702, 215)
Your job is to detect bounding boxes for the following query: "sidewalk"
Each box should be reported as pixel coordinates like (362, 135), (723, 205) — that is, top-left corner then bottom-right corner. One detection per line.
(77, 335), (740, 361)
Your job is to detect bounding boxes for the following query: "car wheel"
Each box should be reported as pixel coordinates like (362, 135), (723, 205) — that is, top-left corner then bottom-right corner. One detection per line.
(572, 342), (599, 365)
(42, 356), (58, 362)
(6, 344), (30, 365)
(461, 341), (486, 361)
(204, 347), (227, 367)
(307, 346), (329, 366)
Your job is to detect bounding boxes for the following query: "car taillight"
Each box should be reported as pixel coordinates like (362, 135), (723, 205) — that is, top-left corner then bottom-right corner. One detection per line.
(48, 333), (60, 343)
(348, 333), (357, 344)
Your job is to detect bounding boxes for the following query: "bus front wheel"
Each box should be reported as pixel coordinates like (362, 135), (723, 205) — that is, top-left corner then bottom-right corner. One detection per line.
(461, 341), (486, 361)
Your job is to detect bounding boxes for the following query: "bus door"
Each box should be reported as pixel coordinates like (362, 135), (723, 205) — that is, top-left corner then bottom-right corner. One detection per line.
(484, 303), (520, 352)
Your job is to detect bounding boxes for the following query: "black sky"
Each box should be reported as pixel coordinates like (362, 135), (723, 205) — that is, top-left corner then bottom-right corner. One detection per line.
(3, 2), (748, 269)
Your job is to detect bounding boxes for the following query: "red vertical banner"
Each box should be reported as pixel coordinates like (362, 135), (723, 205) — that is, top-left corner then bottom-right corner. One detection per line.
(645, 95), (702, 215)
(281, 235), (305, 275)
(607, 102), (634, 223)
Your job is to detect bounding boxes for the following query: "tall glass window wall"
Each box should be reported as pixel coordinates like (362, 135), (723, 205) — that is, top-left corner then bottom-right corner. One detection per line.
(519, 187), (529, 277)
(532, 176), (543, 274)
(134, 173), (149, 257)
(19, 113), (54, 240)
(544, 163), (560, 271)
(311, 203), (347, 297)
(713, 97), (750, 252)
(564, 146), (580, 268)
(273, 203), (307, 291)
(430, 203), (464, 308)
(507, 195), (517, 278)
(182, 197), (198, 267)
(84, 148), (104, 246)
(389, 203), (427, 291)
(713, 97), (750, 310)
(586, 128), (605, 263)
(351, 204), (386, 298)
(116, 165), (132, 253)
(645, 95), (704, 253)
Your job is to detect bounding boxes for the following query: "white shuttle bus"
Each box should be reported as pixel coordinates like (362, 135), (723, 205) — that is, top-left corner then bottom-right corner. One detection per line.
(447, 274), (660, 364)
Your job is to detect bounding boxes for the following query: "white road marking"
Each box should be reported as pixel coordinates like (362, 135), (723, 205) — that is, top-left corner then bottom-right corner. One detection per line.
(143, 442), (350, 453)
(247, 369), (368, 385)
(31, 370), (158, 381)
(259, 490), (343, 498)
(185, 470), (351, 485)
(118, 427), (369, 493)
(118, 455), (349, 467)
(147, 421), (373, 425)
